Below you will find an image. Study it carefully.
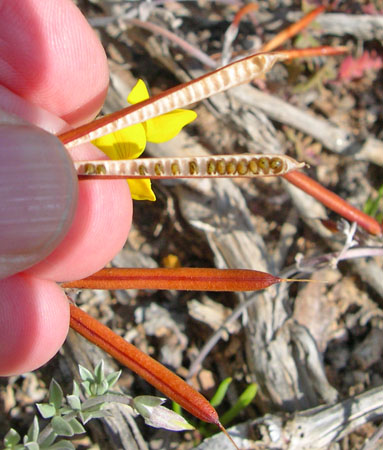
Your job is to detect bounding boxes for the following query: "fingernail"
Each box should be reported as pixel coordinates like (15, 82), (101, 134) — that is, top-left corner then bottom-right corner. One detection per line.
(0, 125), (78, 278)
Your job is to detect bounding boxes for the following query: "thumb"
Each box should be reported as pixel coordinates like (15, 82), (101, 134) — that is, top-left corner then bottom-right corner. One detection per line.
(0, 122), (78, 278)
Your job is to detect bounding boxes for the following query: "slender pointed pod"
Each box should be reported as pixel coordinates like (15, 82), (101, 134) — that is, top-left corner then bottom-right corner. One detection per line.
(59, 47), (346, 148)
(283, 171), (382, 236)
(74, 154), (305, 180)
(69, 303), (220, 424)
(61, 267), (310, 291)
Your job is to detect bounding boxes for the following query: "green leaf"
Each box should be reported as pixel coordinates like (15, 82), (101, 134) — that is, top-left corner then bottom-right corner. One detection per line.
(66, 395), (81, 411)
(172, 401), (181, 416)
(67, 418), (86, 434)
(94, 361), (105, 384)
(78, 365), (94, 383)
(106, 370), (121, 389)
(49, 440), (76, 450)
(49, 380), (64, 410)
(134, 397), (194, 431)
(81, 380), (92, 397)
(59, 406), (74, 416)
(51, 417), (74, 437)
(210, 377), (232, 408)
(38, 430), (57, 447)
(27, 416), (40, 442)
(95, 379), (109, 396)
(81, 410), (110, 424)
(133, 396), (165, 418)
(36, 403), (56, 419)
(364, 184), (383, 219)
(72, 381), (81, 398)
(4, 428), (21, 447)
(220, 383), (258, 426)
(81, 398), (104, 412)
(24, 443), (39, 450)
(133, 396), (194, 431)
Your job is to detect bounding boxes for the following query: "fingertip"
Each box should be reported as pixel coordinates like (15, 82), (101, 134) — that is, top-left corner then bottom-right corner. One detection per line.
(0, 274), (69, 376)
(27, 178), (132, 281)
(0, 0), (109, 125)
(0, 125), (78, 279)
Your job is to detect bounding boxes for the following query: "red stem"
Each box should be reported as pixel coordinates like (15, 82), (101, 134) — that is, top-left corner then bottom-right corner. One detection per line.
(232, 3), (259, 27)
(261, 5), (326, 52)
(69, 304), (219, 424)
(62, 267), (281, 291)
(277, 46), (347, 60)
(283, 171), (382, 235)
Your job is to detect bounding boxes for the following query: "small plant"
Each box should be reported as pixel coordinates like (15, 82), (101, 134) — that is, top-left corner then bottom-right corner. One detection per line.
(364, 184), (383, 223)
(3, 361), (193, 450)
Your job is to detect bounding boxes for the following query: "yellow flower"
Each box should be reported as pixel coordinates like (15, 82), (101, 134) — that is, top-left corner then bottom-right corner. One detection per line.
(92, 80), (197, 201)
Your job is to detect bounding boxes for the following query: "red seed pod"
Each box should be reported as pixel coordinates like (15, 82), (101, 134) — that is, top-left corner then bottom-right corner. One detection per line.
(62, 267), (282, 292)
(69, 304), (219, 424)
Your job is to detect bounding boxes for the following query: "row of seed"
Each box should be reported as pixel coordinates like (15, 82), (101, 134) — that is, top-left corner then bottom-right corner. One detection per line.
(140, 156), (285, 177)
(77, 155), (288, 178)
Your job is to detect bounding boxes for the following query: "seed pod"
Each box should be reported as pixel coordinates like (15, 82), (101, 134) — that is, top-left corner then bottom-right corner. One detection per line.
(69, 304), (220, 424)
(62, 267), (283, 291)
(59, 47), (346, 149)
(74, 154), (306, 180)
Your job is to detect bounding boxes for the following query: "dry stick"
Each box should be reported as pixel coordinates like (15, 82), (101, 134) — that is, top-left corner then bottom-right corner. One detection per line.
(127, 18), (217, 69)
(221, 3), (259, 65)
(187, 295), (261, 380)
(69, 304), (240, 449)
(62, 267), (313, 291)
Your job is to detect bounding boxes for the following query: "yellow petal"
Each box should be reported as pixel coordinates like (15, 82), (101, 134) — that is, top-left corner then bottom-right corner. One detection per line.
(92, 123), (147, 160)
(128, 179), (156, 201)
(92, 78), (194, 204)
(144, 109), (197, 143)
(127, 79), (150, 104)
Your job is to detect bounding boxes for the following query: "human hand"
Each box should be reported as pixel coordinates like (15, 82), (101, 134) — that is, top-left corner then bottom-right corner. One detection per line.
(0, 0), (133, 375)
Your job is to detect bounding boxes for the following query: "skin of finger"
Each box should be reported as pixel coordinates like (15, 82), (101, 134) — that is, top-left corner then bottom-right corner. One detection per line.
(0, 125), (78, 279)
(28, 176), (133, 281)
(0, 0), (134, 281)
(0, 0), (109, 126)
(0, 92), (133, 282)
(0, 87), (68, 134)
(0, 273), (69, 375)
(0, 0), (132, 374)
